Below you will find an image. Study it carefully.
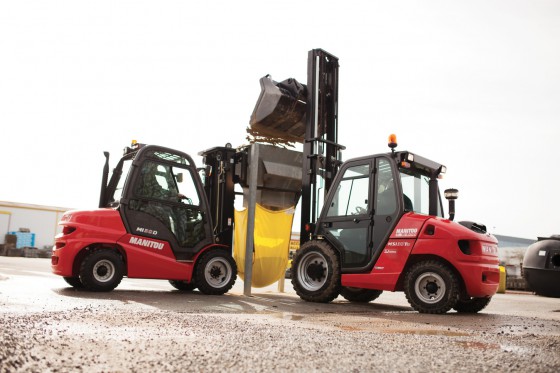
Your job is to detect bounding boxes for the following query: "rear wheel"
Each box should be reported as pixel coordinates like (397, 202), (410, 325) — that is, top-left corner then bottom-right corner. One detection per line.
(169, 280), (197, 292)
(79, 249), (124, 292)
(340, 287), (383, 303)
(291, 240), (340, 303)
(63, 276), (84, 289)
(404, 260), (459, 314)
(453, 296), (491, 313)
(195, 249), (237, 295)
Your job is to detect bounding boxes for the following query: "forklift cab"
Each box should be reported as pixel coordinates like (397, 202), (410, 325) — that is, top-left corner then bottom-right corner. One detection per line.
(102, 144), (214, 261)
(316, 150), (445, 273)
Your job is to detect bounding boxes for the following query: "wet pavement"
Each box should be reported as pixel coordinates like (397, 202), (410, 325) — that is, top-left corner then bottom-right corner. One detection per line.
(1, 257), (559, 372)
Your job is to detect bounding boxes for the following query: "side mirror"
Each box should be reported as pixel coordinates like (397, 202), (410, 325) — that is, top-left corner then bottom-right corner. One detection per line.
(444, 188), (458, 221)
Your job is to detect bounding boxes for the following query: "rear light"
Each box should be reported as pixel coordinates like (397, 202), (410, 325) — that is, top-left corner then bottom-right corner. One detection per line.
(51, 256), (59, 265)
(458, 240), (498, 256)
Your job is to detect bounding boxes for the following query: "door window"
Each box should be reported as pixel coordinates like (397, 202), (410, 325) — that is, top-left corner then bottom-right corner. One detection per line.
(327, 164), (370, 217)
(130, 160), (205, 247)
(324, 162), (371, 268)
(375, 159), (397, 215)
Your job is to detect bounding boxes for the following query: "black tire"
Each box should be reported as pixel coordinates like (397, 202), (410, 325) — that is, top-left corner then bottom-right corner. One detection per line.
(284, 268), (292, 279)
(194, 249), (237, 295)
(404, 260), (459, 314)
(340, 287), (383, 303)
(291, 240), (340, 303)
(453, 296), (492, 313)
(169, 280), (197, 292)
(79, 249), (124, 292)
(63, 276), (84, 289)
(535, 290), (560, 298)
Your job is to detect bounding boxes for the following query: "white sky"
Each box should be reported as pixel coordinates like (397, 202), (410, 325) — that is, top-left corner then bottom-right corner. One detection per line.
(1, 0), (559, 239)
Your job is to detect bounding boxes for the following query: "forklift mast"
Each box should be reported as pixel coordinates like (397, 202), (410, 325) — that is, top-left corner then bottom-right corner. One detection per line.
(199, 146), (238, 248)
(248, 49), (345, 246)
(301, 49), (344, 245)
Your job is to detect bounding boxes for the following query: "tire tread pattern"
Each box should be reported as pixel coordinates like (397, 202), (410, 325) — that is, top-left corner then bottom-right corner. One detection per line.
(169, 280), (197, 292)
(195, 249), (237, 295)
(291, 240), (341, 303)
(79, 249), (124, 292)
(453, 296), (491, 313)
(404, 260), (459, 314)
(340, 287), (383, 303)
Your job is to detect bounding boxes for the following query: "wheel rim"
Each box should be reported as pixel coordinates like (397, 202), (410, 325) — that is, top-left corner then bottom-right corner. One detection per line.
(414, 271), (446, 304)
(93, 259), (115, 283)
(298, 251), (328, 291)
(204, 257), (232, 288)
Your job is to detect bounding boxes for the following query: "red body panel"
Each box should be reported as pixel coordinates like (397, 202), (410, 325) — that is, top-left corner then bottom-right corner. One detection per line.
(51, 208), (221, 282)
(117, 234), (193, 280)
(51, 209), (127, 277)
(341, 213), (500, 297)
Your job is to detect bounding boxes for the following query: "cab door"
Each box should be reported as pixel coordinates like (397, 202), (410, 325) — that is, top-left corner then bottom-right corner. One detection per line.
(319, 160), (373, 271)
(319, 156), (401, 273)
(372, 156), (401, 257)
(120, 146), (213, 261)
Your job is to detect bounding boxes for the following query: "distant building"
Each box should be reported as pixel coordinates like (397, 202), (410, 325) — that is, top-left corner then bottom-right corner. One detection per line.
(495, 234), (537, 290)
(0, 201), (73, 250)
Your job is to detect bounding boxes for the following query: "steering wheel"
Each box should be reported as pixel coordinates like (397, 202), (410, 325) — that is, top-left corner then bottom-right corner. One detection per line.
(355, 206), (367, 215)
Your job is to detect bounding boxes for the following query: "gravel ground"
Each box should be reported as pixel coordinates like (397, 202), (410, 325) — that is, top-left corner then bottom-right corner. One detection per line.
(1, 257), (559, 372)
(1, 304), (559, 372)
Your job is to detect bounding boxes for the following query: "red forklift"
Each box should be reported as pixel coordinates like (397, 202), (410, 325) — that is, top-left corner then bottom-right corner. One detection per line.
(251, 49), (500, 313)
(52, 48), (499, 314)
(51, 142), (239, 294)
(290, 138), (500, 314)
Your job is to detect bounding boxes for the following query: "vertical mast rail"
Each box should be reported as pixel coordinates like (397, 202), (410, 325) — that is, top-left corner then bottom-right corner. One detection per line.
(300, 49), (341, 245)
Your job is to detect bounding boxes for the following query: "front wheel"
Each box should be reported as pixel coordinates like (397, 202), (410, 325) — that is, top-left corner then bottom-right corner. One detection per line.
(340, 287), (383, 303)
(291, 240), (340, 303)
(63, 276), (84, 289)
(195, 249), (237, 295)
(453, 296), (491, 313)
(79, 249), (124, 292)
(404, 260), (459, 314)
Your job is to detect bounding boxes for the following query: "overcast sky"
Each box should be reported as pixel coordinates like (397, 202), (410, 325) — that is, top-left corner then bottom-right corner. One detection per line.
(1, 1), (558, 239)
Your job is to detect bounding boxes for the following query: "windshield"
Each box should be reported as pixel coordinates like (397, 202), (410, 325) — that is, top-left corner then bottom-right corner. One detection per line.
(399, 167), (443, 217)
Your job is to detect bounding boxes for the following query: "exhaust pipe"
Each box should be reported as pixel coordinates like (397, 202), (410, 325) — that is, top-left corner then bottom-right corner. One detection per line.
(98, 151), (110, 208)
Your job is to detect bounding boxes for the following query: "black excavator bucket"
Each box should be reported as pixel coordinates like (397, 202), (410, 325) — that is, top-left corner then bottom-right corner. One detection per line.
(249, 75), (307, 143)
